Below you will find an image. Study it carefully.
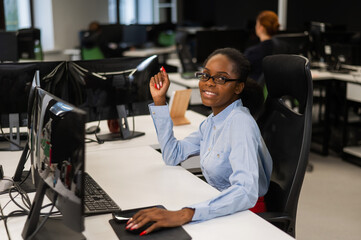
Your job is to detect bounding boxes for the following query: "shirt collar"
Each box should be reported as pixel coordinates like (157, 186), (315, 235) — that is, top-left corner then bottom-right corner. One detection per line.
(210, 99), (243, 125)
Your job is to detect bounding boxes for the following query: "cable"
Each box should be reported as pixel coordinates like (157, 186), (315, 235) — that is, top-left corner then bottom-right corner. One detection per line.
(18, 167), (31, 187)
(25, 194), (57, 240)
(93, 118), (104, 144)
(132, 116), (136, 136)
(0, 203), (11, 240)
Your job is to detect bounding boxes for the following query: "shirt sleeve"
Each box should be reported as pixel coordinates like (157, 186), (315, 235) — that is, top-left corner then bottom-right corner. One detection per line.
(149, 103), (202, 166)
(187, 115), (260, 221)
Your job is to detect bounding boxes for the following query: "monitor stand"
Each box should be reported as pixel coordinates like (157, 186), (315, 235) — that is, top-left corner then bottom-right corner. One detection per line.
(27, 217), (86, 240)
(12, 143), (36, 193)
(0, 113), (23, 151)
(22, 179), (85, 240)
(97, 104), (145, 142)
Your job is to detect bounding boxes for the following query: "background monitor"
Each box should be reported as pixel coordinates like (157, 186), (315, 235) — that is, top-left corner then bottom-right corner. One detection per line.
(12, 70), (40, 189)
(122, 24), (148, 47)
(22, 88), (86, 240)
(17, 28), (42, 60)
(0, 61), (66, 151)
(0, 63), (37, 150)
(272, 32), (310, 56)
(0, 31), (18, 62)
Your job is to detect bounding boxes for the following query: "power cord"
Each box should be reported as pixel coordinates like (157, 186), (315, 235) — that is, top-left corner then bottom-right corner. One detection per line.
(0, 202), (11, 240)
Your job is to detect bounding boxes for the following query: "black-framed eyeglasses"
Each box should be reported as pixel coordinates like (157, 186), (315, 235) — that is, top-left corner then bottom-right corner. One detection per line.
(195, 72), (243, 85)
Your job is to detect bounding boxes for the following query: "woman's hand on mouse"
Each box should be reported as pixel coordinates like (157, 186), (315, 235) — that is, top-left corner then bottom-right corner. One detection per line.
(126, 207), (194, 235)
(149, 67), (170, 106)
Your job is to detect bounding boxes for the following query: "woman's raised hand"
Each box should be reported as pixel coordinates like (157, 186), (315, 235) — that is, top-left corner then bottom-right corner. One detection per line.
(149, 66), (170, 106)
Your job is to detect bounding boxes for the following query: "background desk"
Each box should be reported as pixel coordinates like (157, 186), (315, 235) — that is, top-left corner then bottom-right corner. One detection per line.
(122, 45), (176, 58)
(167, 73), (202, 105)
(85, 111), (203, 150)
(311, 69), (361, 164)
(0, 145), (294, 240)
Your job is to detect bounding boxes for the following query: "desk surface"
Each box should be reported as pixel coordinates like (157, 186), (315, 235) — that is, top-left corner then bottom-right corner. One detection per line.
(0, 146), (294, 240)
(311, 69), (361, 83)
(123, 45), (176, 57)
(0, 112), (294, 240)
(85, 110), (205, 152)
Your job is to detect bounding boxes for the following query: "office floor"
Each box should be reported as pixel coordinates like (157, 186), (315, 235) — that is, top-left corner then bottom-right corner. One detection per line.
(296, 151), (361, 240)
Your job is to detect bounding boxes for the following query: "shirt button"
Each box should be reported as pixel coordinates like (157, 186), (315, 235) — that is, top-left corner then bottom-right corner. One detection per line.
(152, 112), (155, 115)
(208, 148), (211, 151)
(213, 126), (216, 130)
(217, 154), (220, 158)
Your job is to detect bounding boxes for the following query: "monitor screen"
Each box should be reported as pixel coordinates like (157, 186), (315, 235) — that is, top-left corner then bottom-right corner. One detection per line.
(122, 25), (148, 47)
(0, 31), (18, 62)
(22, 88), (86, 239)
(0, 63), (37, 150)
(68, 55), (158, 141)
(12, 70), (40, 187)
(272, 32), (310, 56)
(17, 28), (41, 60)
(0, 61), (65, 151)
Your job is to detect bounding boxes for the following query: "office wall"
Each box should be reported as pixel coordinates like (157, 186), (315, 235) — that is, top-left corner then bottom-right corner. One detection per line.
(180, 0), (278, 29)
(287, 0), (361, 31)
(51, 0), (108, 50)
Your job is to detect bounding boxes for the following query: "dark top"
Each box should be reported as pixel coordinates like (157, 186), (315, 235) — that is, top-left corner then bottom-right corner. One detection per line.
(244, 39), (274, 82)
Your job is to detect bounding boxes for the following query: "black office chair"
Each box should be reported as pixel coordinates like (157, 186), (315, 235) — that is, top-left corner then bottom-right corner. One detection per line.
(256, 54), (313, 238)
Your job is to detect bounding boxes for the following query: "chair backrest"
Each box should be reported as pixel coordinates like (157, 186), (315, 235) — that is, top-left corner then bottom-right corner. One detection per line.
(257, 55), (313, 222)
(81, 46), (104, 60)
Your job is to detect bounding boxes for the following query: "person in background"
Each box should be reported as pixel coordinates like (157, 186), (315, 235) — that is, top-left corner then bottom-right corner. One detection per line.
(125, 48), (272, 236)
(81, 21), (102, 49)
(244, 10), (280, 82)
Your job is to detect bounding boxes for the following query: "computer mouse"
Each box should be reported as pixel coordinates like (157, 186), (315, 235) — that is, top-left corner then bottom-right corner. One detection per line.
(86, 125), (100, 134)
(126, 221), (155, 235)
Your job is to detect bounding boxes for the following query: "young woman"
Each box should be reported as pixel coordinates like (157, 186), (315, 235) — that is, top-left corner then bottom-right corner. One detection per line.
(126, 48), (272, 236)
(244, 10), (280, 82)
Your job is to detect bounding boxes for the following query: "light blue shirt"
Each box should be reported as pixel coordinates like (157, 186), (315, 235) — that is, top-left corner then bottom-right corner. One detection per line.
(149, 99), (272, 221)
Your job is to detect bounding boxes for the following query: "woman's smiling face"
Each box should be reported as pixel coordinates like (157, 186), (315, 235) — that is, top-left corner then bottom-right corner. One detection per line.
(199, 54), (244, 115)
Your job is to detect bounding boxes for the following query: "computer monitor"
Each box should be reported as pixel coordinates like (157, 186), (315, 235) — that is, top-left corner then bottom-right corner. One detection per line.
(17, 28), (42, 60)
(68, 55), (158, 141)
(122, 24), (148, 47)
(0, 31), (18, 62)
(272, 32), (310, 56)
(195, 29), (249, 64)
(0, 63), (38, 150)
(22, 88), (86, 240)
(12, 70), (40, 190)
(308, 21), (353, 63)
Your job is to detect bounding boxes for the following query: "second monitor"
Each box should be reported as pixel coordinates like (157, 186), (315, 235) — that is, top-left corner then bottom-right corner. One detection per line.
(68, 55), (159, 141)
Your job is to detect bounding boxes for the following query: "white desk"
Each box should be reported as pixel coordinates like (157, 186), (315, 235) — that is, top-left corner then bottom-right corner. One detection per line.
(311, 69), (361, 159)
(123, 45), (176, 58)
(85, 110), (205, 152)
(0, 146), (294, 240)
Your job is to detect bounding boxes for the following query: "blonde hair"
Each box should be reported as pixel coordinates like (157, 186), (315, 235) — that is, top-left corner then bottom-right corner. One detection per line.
(257, 10), (279, 36)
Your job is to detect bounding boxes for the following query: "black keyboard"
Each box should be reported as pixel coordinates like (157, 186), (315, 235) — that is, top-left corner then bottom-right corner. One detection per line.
(84, 172), (120, 215)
